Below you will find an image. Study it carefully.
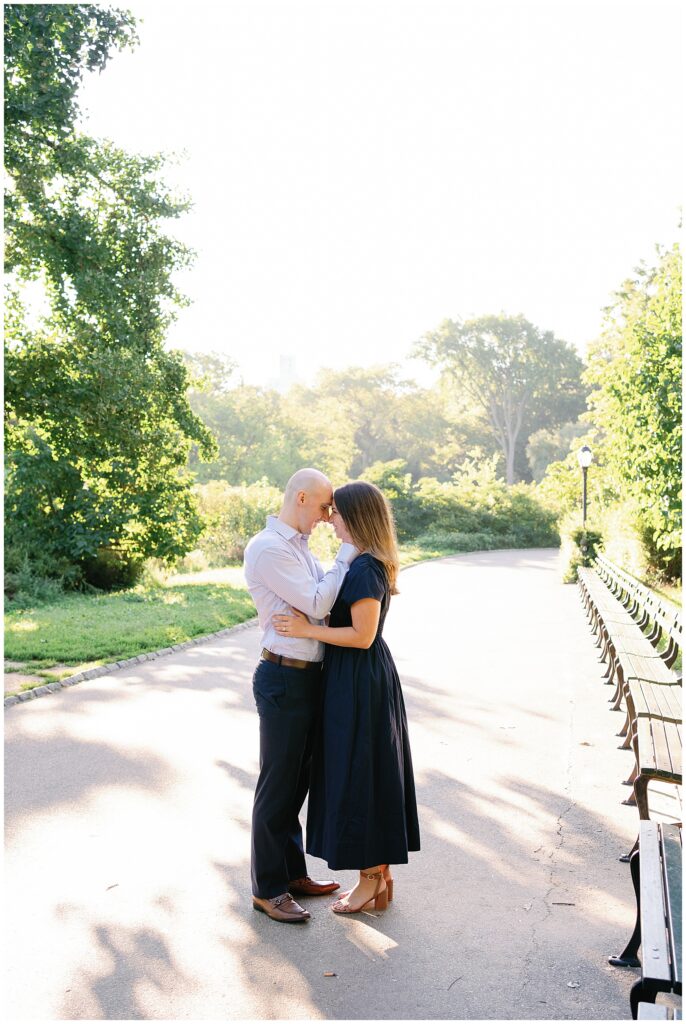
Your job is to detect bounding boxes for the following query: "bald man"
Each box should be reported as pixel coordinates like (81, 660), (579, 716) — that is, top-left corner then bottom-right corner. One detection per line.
(244, 469), (358, 922)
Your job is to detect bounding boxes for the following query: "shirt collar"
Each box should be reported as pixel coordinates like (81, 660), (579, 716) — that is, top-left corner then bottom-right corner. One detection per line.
(266, 515), (308, 544)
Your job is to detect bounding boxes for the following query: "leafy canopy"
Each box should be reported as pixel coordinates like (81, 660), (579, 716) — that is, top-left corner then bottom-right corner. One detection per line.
(415, 314), (587, 483)
(584, 243), (682, 568)
(4, 4), (216, 585)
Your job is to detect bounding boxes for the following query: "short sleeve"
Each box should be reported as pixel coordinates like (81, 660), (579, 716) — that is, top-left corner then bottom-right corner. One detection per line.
(343, 556), (386, 605)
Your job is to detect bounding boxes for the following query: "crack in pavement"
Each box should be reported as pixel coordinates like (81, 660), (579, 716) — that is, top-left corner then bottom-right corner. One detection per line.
(517, 694), (577, 1009)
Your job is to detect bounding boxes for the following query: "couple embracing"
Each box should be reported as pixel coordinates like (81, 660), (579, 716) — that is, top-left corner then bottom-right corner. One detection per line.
(244, 468), (420, 923)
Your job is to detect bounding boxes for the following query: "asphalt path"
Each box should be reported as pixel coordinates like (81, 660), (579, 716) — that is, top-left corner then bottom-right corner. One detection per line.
(5, 549), (648, 1020)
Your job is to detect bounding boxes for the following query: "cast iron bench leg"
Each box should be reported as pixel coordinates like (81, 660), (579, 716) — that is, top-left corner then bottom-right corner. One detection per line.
(609, 846), (641, 967)
(619, 834), (639, 863)
(631, 978), (659, 1019)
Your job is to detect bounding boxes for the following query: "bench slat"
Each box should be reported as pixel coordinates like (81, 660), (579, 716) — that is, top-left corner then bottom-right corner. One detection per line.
(652, 720), (674, 777)
(662, 826), (682, 987)
(637, 719), (682, 782)
(629, 681), (682, 723)
(621, 653), (677, 686)
(637, 1005), (682, 1020)
(639, 823), (673, 985)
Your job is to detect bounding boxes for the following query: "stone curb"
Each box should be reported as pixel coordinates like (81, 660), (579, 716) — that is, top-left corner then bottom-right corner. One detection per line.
(4, 617), (259, 710)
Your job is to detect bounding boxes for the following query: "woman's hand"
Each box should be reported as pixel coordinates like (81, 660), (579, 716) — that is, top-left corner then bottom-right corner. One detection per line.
(272, 607), (311, 639)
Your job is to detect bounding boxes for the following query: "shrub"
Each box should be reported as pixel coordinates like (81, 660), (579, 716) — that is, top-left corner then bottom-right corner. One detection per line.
(360, 460), (429, 539)
(173, 549), (210, 575)
(4, 545), (85, 605)
(415, 530), (510, 552)
(4, 554), (66, 607)
(194, 479), (282, 565)
(560, 525), (604, 583)
(186, 461), (560, 572)
(411, 458), (559, 546)
(82, 546), (145, 591)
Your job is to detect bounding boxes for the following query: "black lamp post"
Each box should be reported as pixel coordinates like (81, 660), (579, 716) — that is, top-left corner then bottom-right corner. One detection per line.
(577, 445), (593, 526)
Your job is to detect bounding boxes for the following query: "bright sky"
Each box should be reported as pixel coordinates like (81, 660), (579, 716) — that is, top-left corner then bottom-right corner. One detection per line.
(79, 0), (682, 389)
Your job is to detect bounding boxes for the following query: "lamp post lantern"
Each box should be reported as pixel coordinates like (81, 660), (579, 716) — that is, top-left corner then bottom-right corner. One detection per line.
(577, 445), (593, 526)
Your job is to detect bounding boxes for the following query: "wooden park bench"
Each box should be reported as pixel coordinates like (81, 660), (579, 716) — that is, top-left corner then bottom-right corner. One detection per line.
(609, 822), (682, 1019)
(578, 556), (682, 819)
(580, 554), (681, 698)
(637, 1004), (682, 1019)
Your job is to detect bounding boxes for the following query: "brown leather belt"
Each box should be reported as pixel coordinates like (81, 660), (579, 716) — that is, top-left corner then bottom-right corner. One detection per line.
(261, 648), (322, 671)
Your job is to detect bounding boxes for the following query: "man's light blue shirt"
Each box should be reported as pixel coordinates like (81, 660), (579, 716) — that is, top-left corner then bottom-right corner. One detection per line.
(244, 515), (358, 662)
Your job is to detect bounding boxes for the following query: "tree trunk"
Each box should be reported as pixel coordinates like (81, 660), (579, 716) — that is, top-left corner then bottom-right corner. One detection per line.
(505, 442), (516, 485)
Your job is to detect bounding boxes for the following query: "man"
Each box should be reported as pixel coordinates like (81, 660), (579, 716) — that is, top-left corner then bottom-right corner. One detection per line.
(244, 468), (358, 923)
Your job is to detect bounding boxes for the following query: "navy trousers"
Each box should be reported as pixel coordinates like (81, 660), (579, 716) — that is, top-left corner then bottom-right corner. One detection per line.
(250, 658), (322, 898)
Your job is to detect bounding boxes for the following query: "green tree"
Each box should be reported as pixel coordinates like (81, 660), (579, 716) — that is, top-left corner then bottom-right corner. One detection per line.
(180, 350), (308, 486)
(286, 366), (407, 478)
(415, 314), (587, 484)
(526, 419), (587, 483)
(183, 351), (238, 395)
(285, 365), (473, 482)
(4, 4), (215, 587)
(584, 243), (682, 574)
(189, 383), (307, 487)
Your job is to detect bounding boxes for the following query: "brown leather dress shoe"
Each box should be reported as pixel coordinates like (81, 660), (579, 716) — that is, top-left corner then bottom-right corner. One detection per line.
(252, 893), (311, 923)
(288, 875), (341, 896)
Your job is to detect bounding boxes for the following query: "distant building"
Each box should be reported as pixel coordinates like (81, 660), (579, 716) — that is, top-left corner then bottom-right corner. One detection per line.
(268, 354), (297, 393)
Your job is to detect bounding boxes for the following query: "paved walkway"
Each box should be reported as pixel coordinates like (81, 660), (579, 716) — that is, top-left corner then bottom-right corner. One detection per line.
(5, 549), (653, 1019)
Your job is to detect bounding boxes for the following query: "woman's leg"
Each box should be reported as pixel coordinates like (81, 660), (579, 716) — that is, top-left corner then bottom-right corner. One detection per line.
(337, 865), (394, 902)
(331, 864), (389, 912)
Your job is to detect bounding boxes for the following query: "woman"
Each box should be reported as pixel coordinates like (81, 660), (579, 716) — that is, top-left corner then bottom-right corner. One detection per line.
(273, 481), (420, 914)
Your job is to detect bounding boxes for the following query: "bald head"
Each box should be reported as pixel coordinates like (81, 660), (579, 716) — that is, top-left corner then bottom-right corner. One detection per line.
(284, 468), (331, 502)
(280, 468), (333, 535)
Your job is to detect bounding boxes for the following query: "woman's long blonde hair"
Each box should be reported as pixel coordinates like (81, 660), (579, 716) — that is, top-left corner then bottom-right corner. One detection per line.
(334, 481), (400, 595)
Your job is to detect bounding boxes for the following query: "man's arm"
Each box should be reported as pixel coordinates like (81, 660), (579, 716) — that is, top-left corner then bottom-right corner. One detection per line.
(254, 542), (357, 618)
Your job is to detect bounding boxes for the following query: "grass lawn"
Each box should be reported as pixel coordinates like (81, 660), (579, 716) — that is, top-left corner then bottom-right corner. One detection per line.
(649, 580), (682, 608)
(4, 578), (255, 672)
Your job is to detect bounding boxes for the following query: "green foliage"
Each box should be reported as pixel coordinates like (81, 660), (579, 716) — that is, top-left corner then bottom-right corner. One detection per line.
(283, 366), (474, 483)
(541, 242), (681, 585)
(584, 243), (681, 573)
(5, 5), (137, 162)
(193, 480), (282, 565)
(188, 480), (342, 568)
(4, 552), (67, 607)
(414, 459), (559, 547)
(416, 314), (587, 483)
(186, 457), (559, 572)
(526, 420), (587, 483)
(561, 526), (603, 583)
(81, 546), (144, 591)
(4, 5), (216, 590)
(359, 459), (425, 539)
(183, 351), (307, 487)
(183, 360), (487, 489)
(363, 456), (558, 546)
(188, 382), (307, 487)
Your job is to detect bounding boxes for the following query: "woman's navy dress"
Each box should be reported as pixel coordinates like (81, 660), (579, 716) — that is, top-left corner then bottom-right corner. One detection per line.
(306, 554), (420, 869)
